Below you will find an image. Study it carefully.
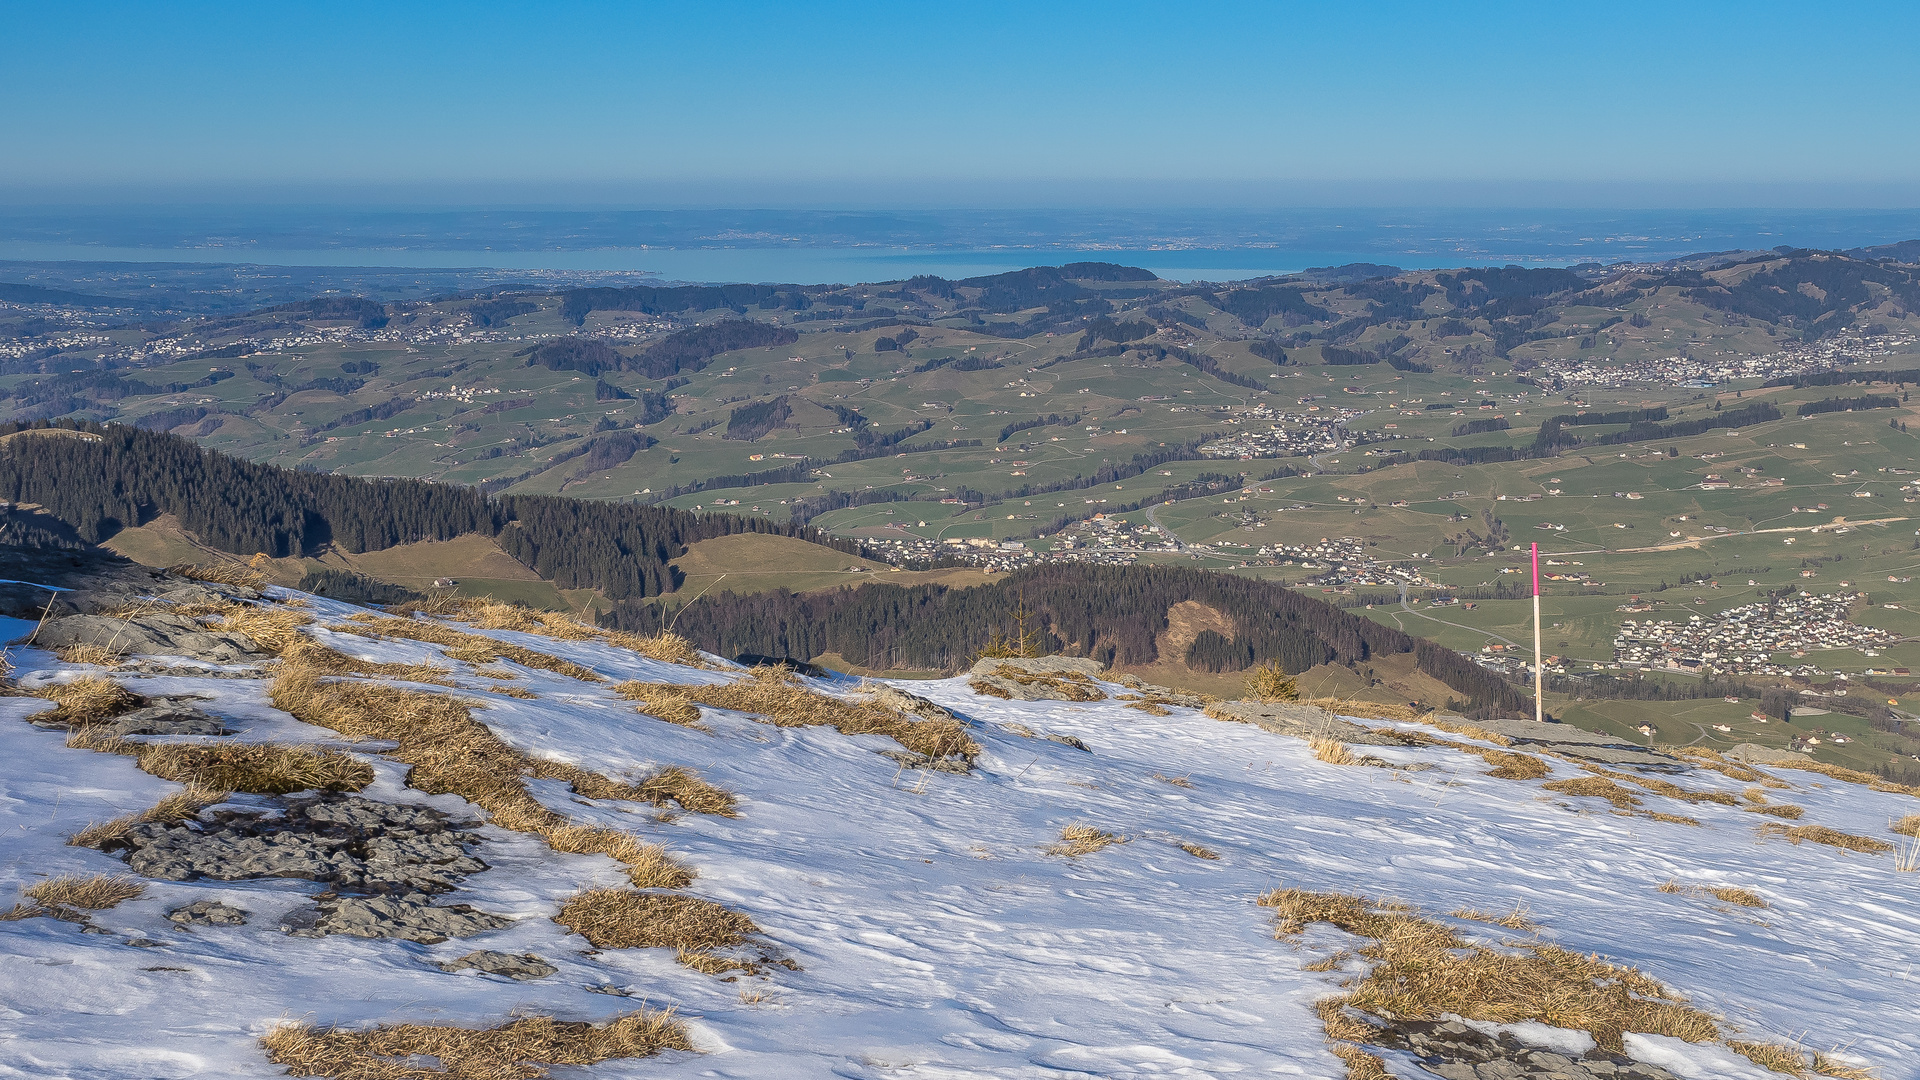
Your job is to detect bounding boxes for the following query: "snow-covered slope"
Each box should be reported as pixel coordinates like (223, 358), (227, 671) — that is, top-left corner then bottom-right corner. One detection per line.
(2, 592), (1916, 1079)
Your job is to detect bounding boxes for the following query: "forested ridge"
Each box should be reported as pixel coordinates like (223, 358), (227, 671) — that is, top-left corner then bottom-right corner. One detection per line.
(0, 420), (860, 600)
(602, 564), (1530, 713)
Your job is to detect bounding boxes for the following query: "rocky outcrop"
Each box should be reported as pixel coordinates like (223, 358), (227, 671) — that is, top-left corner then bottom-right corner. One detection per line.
(1435, 716), (1679, 768)
(1726, 742), (1807, 766)
(31, 612), (267, 664)
(967, 656), (1110, 702)
(167, 900), (249, 927)
(864, 683), (960, 722)
(1207, 699), (1411, 746)
(283, 895), (511, 944)
(92, 699), (230, 738)
(438, 950), (557, 980)
(1374, 1018), (1680, 1080)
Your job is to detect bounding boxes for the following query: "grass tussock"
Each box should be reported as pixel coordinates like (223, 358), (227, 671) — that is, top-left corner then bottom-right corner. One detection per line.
(603, 629), (708, 667)
(486, 684), (537, 699)
(1048, 824), (1126, 857)
(167, 561), (266, 588)
(210, 602), (313, 653)
(1152, 772), (1195, 788)
(29, 676), (142, 727)
(279, 639), (456, 686)
(25, 873), (145, 910)
(261, 1009), (693, 1080)
(1762, 822), (1896, 854)
(1668, 747), (1791, 787)
(554, 888), (758, 951)
(628, 668), (978, 762)
(1477, 749), (1551, 780)
(610, 682), (706, 727)
(331, 616), (604, 682)
(542, 826), (693, 889)
(1581, 764), (1739, 806)
(676, 948), (759, 977)
(1257, 887), (1809, 1059)
(1245, 661), (1300, 703)
(135, 742), (371, 795)
(1748, 803), (1807, 820)
(632, 766), (738, 816)
(1893, 815), (1920, 837)
(1753, 755), (1920, 799)
(1177, 840), (1220, 860)
(1543, 776), (1643, 810)
(69, 785), (227, 849)
(1645, 812), (1703, 826)
(1660, 880), (1770, 908)
(54, 643), (124, 667)
(268, 659), (700, 890)
(1310, 737), (1359, 766)
(1451, 905), (1542, 934)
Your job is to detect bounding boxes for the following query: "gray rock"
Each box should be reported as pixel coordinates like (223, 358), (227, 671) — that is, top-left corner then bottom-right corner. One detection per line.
(1046, 733), (1092, 752)
(288, 894), (511, 944)
(438, 950), (556, 980)
(1727, 742), (1807, 765)
(864, 684), (959, 722)
(1428, 715), (1682, 768)
(97, 701), (229, 738)
(33, 613), (266, 664)
(167, 900), (249, 927)
(1208, 699), (1409, 746)
(967, 656), (1111, 701)
(1382, 1018), (1675, 1080)
(876, 749), (972, 774)
(116, 795), (488, 896)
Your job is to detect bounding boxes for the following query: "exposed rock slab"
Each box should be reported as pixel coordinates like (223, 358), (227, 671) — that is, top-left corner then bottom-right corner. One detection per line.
(1375, 1018), (1679, 1080)
(167, 900), (249, 927)
(32, 612), (266, 664)
(864, 683), (960, 722)
(1726, 742), (1808, 766)
(438, 950), (557, 980)
(1208, 700), (1410, 746)
(95, 700), (230, 738)
(284, 895), (511, 944)
(967, 656), (1111, 701)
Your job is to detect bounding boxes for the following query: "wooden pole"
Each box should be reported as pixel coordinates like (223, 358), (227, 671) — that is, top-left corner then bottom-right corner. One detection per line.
(1532, 541), (1544, 723)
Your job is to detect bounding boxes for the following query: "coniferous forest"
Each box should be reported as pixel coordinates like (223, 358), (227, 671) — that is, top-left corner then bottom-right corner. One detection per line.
(602, 564), (1531, 713)
(0, 419), (859, 599)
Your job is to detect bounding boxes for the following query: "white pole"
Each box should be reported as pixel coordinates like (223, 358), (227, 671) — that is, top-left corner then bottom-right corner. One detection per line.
(1532, 542), (1544, 723)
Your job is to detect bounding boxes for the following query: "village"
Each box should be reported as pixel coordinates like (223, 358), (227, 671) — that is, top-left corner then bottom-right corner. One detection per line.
(1535, 328), (1918, 390)
(1609, 590), (1902, 676)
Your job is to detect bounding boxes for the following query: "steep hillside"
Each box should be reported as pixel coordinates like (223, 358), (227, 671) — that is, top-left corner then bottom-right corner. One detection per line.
(1, 564), (1913, 1078)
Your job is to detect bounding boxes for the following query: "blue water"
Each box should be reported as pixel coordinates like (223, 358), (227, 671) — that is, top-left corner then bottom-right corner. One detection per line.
(4, 207), (1919, 283)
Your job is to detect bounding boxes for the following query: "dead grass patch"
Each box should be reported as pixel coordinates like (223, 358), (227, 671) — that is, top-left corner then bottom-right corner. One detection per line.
(1669, 747), (1790, 787)
(603, 630), (708, 667)
(630, 766), (737, 816)
(70, 785), (227, 849)
(1761, 823), (1895, 854)
(1660, 880), (1769, 908)
(167, 561), (266, 588)
(1245, 661), (1299, 703)
(1311, 737), (1359, 766)
(542, 826), (692, 890)
(1177, 840), (1220, 860)
(1543, 776), (1643, 810)
(1152, 772), (1195, 788)
(1048, 824), (1126, 857)
(331, 617), (604, 682)
(1580, 764), (1738, 806)
(1646, 812), (1703, 826)
(28, 676), (142, 727)
(268, 660), (699, 890)
(486, 684), (537, 699)
(261, 1008), (693, 1079)
(280, 639), (456, 686)
(1476, 749), (1550, 780)
(1304, 697), (1423, 723)
(972, 665), (1106, 702)
(1747, 803), (1807, 820)
(554, 888), (758, 951)
(627, 668), (977, 762)
(610, 681), (706, 727)
(1893, 815), (1920, 837)
(1259, 886), (1814, 1064)
(1419, 717), (1514, 746)
(676, 948), (759, 977)
(26, 873), (145, 910)
(54, 643), (123, 666)
(210, 603), (313, 653)
(65, 733), (371, 795)
(1451, 905), (1542, 934)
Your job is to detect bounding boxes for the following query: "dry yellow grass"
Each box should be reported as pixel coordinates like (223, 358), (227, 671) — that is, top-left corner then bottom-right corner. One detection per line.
(542, 825), (692, 889)
(1245, 661), (1300, 703)
(1713, 886), (1770, 908)
(603, 629), (708, 667)
(676, 948), (758, 977)
(54, 643), (123, 666)
(1762, 823), (1896, 854)
(632, 766), (737, 816)
(1451, 905), (1542, 934)
(1477, 749), (1551, 780)
(486, 684), (537, 699)
(331, 616), (605, 682)
(1754, 756), (1920, 799)
(970, 665), (1106, 702)
(1259, 887), (1816, 1063)
(1152, 772), (1195, 788)
(1668, 747), (1791, 787)
(1177, 840), (1220, 860)
(610, 681), (706, 727)
(140, 742), (371, 795)
(1748, 803), (1807, 820)
(625, 668), (978, 762)
(209, 603), (313, 653)
(1310, 737), (1359, 766)
(1646, 812), (1703, 826)
(554, 888), (758, 951)
(28, 676), (142, 727)
(1048, 824), (1126, 857)
(1893, 815), (1920, 837)
(267, 658), (702, 891)
(70, 785), (227, 849)
(25, 873), (145, 910)
(1542, 776), (1643, 810)
(1419, 717), (1514, 746)
(1580, 764), (1739, 806)
(167, 561), (267, 588)
(261, 1009), (693, 1079)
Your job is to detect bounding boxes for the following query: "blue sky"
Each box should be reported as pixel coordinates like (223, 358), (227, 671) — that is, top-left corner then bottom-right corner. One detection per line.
(5, 1), (1919, 206)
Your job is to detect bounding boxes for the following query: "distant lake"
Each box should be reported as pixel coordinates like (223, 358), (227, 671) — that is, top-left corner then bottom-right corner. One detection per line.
(4, 206), (1920, 284)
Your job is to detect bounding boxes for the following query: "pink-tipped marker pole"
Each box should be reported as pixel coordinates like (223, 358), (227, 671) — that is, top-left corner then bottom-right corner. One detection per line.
(1531, 542), (1544, 722)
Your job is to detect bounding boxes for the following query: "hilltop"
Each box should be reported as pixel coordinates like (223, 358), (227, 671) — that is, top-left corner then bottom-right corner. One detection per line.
(1, 545), (1914, 1078)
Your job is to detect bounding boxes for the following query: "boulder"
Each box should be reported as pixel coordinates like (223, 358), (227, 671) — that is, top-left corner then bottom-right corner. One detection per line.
(967, 656), (1110, 702)
(864, 683), (959, 722)
(32, 613), (266, 664)
(438, 950), (556, 980)
(95, 700), (229, 738)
